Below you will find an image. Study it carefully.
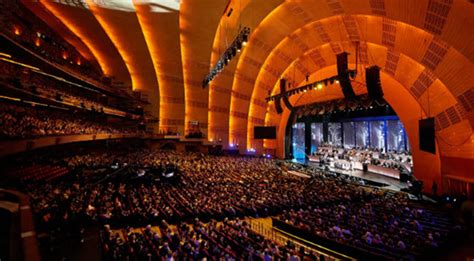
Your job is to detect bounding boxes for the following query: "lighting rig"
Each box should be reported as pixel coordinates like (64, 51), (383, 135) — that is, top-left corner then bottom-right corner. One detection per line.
(265, 70), (357, 102)
(202, 26), (250, 88)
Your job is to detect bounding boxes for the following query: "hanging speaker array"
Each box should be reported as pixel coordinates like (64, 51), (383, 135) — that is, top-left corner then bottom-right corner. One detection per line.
(336, 52), (357, 100)
(365, 66), (384, 101)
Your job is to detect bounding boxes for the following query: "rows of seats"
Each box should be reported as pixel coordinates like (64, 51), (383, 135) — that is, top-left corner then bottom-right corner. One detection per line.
(0, 1), (103, 83)
(276, 194), (456, 260)
(0, 101), (140, 139)
(14, 150), (459, 259)
(10, 165), (69, 182)
(0, 59), (134, 115)
(102, 218), (319, 260)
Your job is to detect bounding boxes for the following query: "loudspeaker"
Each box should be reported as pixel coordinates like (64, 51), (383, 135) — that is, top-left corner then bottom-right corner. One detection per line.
(400, 172), (410, 182)
(336, 52), (349, 75)
(280, 78), (294, 111)
(419, 117), (436, 154)
(274, 97), (283, 114)
(366, 66), (383, 100)
(254, 126), (277, 139)
(339, 77), (357, 100)
(362, 163), (368, 172)
(336, 53), (356, 100)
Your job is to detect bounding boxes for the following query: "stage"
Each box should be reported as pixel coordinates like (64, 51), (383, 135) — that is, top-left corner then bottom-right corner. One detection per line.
(291, 158), (410, 191)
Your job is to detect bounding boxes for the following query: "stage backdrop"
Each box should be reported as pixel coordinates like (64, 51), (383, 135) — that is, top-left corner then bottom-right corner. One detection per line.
(292, 123), (306, 159)
(300, 116), (410, 153)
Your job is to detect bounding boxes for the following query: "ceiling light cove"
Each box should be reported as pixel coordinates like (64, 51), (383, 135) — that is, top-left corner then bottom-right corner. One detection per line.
(54, 0), (180, 13)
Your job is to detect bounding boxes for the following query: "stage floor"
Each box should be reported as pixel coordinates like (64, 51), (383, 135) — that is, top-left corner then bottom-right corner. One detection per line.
(291, 159), (410, 191)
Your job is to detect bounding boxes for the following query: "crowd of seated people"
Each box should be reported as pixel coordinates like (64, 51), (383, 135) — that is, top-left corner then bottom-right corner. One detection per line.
(313, 142), (412, 172)
(0, 0), (103, 82)
(9, 149), (457, 259)
(0, 102), (139, 139)
(102, 218), (317, 260)
(0, 61), (130, 114)
(277, 192), (456, 259)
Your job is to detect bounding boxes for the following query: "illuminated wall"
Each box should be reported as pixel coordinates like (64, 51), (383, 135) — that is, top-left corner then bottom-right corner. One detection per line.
(25, 0), (474, 193)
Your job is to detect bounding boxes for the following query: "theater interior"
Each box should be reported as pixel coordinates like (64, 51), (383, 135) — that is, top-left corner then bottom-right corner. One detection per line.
(0, 0), (473, 260)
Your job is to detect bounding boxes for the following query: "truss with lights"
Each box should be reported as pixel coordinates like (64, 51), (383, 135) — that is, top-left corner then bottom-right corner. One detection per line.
(202, 27), (250, 88)
(294, 94), (390, 119)
(265, 69), (357, 102)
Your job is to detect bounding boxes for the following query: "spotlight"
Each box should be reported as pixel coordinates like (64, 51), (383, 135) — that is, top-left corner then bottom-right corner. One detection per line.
(242, 35), (248, 46)
(202, 27), (250, 88)
(336, 80), (340, 84)
(317, 83), (323, 90)
(237, 41), (242, 52)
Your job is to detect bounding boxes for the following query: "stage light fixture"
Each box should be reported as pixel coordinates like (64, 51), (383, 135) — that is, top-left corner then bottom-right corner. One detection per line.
(265, 68), (356, 102)
(203, 27), (250, 87)
(242, 34), (248, 46)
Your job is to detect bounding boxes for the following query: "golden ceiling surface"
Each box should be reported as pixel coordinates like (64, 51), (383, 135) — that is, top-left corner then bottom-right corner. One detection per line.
(23, 0), (473, 165)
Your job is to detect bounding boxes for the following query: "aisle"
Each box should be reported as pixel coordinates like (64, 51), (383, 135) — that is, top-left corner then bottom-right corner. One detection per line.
(245, 217), (355, 261)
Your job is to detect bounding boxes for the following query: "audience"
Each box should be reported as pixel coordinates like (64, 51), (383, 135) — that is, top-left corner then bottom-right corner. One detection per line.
(278, 193), (454, 259)
(102, 218), (317, 260)
(0, 102), (139, 139)
(0, 0), (103, 83)
(6, 149), (455, 259)
(0, 61), (138, 115)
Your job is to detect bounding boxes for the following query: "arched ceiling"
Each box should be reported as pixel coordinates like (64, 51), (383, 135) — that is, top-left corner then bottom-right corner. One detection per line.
(23, 0), (474, 158)
(37, 0), (132, 85)
(222, 0), (474, 159)
(244, 18), (471, 150)
(133, 2), (185, 132)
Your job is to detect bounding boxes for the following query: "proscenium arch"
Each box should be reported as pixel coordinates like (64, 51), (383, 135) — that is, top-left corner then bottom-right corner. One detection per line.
(243, 16), (473, 151)
(231, 17), (472, 152)
(262, 48), (472, 157)
(254, 41), (464, 149)
(270, 67), (443, 189)
(225, 0), (474, 152)
(266, 65), (432, 150)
